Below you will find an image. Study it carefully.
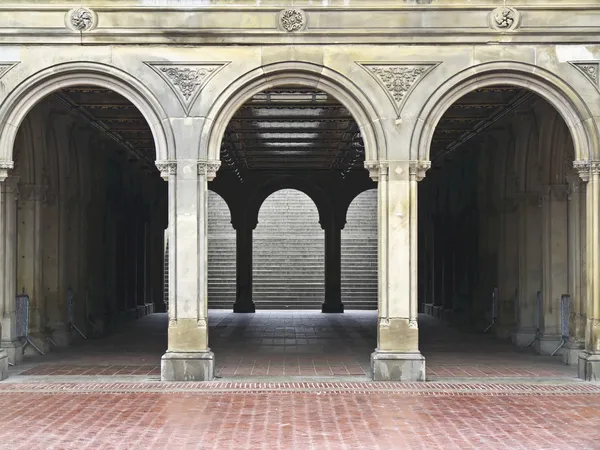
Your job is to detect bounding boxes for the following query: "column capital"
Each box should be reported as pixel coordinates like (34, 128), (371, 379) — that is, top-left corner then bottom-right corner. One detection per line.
(364, 160), (389, 182)
(542, 184), (569, 202)
(197, 159), (221, 182)
(573, 160), (600, 182)
(409, 160), (432, 182)
(155, 160), (177, 180)
(0, 161), (14, 182)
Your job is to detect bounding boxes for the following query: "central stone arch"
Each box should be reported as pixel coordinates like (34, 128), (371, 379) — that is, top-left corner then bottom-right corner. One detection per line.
(201, 61), (386, 164)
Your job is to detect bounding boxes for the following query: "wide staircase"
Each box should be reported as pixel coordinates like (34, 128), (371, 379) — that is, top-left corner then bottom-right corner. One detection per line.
(206, 188), (377, 310)
(341, 189), (377, 310)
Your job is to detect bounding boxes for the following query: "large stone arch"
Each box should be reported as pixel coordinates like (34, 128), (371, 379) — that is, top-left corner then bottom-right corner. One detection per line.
(202, 61), (386, 164)
(411, 61), (599, 163)
(0, 61), (175, 169)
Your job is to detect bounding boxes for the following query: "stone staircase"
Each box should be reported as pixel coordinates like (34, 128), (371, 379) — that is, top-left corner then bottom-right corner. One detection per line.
(253, 190), (325, 309)
(341, 189), (377, 310)
(206, 188), (378, 310)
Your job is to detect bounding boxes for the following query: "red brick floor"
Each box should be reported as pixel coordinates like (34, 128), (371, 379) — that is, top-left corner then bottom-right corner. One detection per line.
(8, 311), (577, 381)
(0, 381), (599, 449)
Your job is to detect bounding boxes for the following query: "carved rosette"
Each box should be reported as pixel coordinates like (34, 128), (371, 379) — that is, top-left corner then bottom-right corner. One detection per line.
(489, 7), (520, 31)
(359, 63), (439, 116)
(278, 9), (307, 32)
(409, 160), (431, 182)
(145, 63), (228, 114)
(156, 161), (177, 180)
(66, 7), (97, 32)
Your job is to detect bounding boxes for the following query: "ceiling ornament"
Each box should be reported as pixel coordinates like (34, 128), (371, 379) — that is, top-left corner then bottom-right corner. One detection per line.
(145, 62), (229, 114)
(357, 62), (441, 116)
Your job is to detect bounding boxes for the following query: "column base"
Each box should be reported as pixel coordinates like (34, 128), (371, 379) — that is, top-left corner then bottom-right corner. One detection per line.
(534, 334), (564, 356)
(1, 339), (26, 365)
(511, 330), (537, 347)
(0, 349), (8, 380)
(233, 302), (256, 313)
(563, 342), (584, 366)
(371, 350), (426, 381)
(161, 351), (215, 381)
(578, 351), (600, 381)
(321, 302), (344, 313)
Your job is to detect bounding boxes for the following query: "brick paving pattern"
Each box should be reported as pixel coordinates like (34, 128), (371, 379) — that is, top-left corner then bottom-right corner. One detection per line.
(10, 311), (577, 381)
(0, 382), (598, 449)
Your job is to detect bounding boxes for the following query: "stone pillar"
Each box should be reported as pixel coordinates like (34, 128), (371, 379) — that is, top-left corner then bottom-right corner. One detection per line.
(564, 172), (586, 365)
(322, 213), (343, 313)
(0, 175), (23, 365)
(575, 160), (600, 380)
(159, 158), (220, 381)
(0, 166), (14, 378)
(537, 184), (569, 355)
(513, 191), (542, 346)
(367, 160), (428, 381)
(233, 218), (255, 313)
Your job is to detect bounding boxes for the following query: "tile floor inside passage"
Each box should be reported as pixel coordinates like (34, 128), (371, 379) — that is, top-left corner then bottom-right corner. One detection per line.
(7, 310), (577, 382)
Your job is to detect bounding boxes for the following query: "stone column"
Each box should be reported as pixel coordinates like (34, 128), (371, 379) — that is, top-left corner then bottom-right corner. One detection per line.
(575, 160), (600, 380)
(322, 213), (343, 313)
(514, 191), (542, 346)
(0, 167), (15, 380)
(159, 158), (220, 381)
(564, 172), (586, 365)
(233, 218), (255, 313)
(538, 184), (569, 355)
(367, 160), (428, 381)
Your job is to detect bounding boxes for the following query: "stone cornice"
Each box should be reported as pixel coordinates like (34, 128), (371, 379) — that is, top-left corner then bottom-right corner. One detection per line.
(1, 3), (600, 44)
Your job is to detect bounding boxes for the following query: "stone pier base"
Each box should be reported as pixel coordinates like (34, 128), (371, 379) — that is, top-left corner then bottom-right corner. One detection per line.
(562, 342), (584, 366)
(534, 335), (564, 356)
(0, 349), (8, 380)
(578, 352), (600, 381)
(371, 351), (426, 381)
(1, 339), (25, 365)
(161, 351), (215, 381)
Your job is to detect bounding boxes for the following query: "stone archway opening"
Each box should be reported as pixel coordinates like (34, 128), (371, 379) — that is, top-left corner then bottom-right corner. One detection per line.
(418, 85), (581, 381)
(2, 85), (167, 374)
(205, 85), (376, 378)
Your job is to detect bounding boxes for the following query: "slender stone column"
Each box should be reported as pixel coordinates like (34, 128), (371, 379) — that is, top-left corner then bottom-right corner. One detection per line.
(0, 165), (13, 379)
(367, 160), (429, 381)
(564, 172), (585, 365)
(159, 158), (221, 381)
(514, 191), (542, 346)
(538, 184), (569, 355)
(575, 160), (600, 380)
(322, 213), (343, 313)
(0, 175), (23, 365)
(233, 218), (255, 313)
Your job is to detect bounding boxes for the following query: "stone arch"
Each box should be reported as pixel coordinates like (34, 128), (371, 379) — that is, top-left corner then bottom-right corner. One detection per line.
(411, 61), (599, 162)
(0, 61), (175, 166)
(202, 61), (386, 164)
(247, 175), (332, 230)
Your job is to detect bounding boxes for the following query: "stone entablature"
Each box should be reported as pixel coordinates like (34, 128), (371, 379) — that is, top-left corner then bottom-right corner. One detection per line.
(0, 1), (599, 44)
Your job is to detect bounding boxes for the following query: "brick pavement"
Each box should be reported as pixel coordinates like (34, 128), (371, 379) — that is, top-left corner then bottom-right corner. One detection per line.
(0, 381), (598, 449)
(8, 311), (577, 381)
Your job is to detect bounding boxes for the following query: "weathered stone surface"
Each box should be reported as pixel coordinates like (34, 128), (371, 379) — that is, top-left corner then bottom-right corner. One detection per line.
(161, 351), (215, 382)
(371, 351), (426, 382)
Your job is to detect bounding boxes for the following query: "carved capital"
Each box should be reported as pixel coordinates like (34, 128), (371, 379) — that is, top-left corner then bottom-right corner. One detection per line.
(206, 160), (221, 182)
(364, 160), (388, 182)
(409, 160), (431, 182)
(489, 7), (520, 31)
(66, 7), (97, 32)
(278, 9), (307, 32)
(542, 184), (569, 202)
(156, 161), (177, 180)
(0, 160), (14, 182)
(574, 160), (600, 182)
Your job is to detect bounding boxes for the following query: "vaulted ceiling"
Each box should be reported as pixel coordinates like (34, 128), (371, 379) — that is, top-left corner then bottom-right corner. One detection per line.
(220, 87), (365, 182)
